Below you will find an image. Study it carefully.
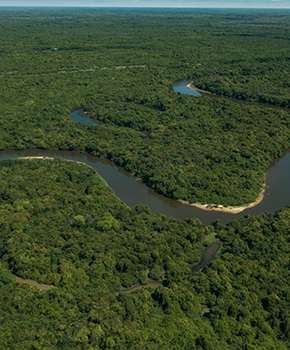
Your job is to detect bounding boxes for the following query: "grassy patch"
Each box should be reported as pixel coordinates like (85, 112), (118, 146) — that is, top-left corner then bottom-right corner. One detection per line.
(202, 233), (217, 246)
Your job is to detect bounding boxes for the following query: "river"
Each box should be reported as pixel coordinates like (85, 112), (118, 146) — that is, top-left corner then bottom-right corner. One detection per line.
(1, 147), (290, 225)
(1, 82), (289, 226)
(173, 78), (290, 111)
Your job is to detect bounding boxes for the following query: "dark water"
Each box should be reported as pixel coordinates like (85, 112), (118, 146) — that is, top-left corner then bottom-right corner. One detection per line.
(192, 242), (222, 273)
(115, 281), (162, 294)
(69, 110), (99, 125)
(142, 131), (151, 141)
(1, 148), (290, 225)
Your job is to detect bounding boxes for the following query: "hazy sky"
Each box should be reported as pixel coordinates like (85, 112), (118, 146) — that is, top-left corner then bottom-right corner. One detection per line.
(0, 0), (289, 8)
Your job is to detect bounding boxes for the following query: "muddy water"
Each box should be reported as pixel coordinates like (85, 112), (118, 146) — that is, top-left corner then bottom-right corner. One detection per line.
(15, 276), (56, 290)
(192, 242), (222, 273)
(1, 148), (290, 225)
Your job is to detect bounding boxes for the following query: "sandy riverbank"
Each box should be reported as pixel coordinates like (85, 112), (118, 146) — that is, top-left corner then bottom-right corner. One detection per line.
(19, 156), (94, 168)
(178, 185), (265, 214)
(186, 82), (214, 95)
(17, 156), (266, 214)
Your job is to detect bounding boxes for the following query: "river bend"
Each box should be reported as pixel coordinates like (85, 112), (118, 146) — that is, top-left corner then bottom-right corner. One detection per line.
(1, 148), (290, 225)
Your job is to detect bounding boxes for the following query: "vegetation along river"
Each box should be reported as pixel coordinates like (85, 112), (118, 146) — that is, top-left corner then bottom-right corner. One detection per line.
(1, 145), (290, 226)
(1, 80), (289, 226)
(173, 79), (290, 111)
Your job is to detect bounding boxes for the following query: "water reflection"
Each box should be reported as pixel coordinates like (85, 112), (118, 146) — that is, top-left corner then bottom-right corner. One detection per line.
(173, 79), (290, 111)
(69, 110), (99, 125)
(173, 79), (202, 96)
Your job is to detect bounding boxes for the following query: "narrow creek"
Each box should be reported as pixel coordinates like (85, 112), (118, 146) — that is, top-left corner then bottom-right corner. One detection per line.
(115, 281), (162, 295)
(192, 242), (222, 273)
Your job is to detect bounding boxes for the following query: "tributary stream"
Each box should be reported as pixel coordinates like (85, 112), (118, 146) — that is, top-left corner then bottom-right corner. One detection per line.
(192, 242), (222, 273)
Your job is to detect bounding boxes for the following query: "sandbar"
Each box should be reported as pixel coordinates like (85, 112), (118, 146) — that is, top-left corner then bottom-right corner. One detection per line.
(178, 185), (265, 214)
(186, 82), (214, 95)
(15, 156), (266, 214)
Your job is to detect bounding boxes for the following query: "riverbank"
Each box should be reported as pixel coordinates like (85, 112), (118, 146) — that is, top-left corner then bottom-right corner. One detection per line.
(18, 156), (101, 176)
(186, 82), (213, 95)
(178, 184), (265, 214)
(20, 156), (266, 214)
(8, 155), (266, 213)
(115, 281), (162, 295)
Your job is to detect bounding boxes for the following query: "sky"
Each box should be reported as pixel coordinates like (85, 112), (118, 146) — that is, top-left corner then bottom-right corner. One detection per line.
(0, 0), (289, 8)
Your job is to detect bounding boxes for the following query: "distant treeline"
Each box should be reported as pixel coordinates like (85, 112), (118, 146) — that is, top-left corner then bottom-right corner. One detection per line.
(1, 8), (290, 207)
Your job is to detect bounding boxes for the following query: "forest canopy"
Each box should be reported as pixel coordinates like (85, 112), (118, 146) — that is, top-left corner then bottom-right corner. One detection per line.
(0, 158), (290, 349)
(0, 8), (290, 206)
(1, 8), (290, 349)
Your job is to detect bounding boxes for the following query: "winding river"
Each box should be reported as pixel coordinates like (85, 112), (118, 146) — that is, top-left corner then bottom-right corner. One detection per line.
(1, 81), (289, 225)
(173, 78), (290, 111)
(1, 146), (290, 226)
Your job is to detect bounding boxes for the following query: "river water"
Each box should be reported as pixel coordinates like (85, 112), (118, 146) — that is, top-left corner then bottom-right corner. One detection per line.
(173, 79), (202, 97)
(1, 83), (289, 225)
(69, 109), (99, 125)
(1, 147), (290, 225)
(173, 79), (290, 111)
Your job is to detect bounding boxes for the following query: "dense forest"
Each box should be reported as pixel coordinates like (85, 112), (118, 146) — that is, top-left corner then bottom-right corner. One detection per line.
(1, 158), (290, 349)
(0, 8), (290, 206)
(1, 7), (290, 349)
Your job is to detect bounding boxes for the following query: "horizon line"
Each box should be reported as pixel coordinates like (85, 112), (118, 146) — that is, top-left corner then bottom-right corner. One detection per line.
(1, 6), (290, 9)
